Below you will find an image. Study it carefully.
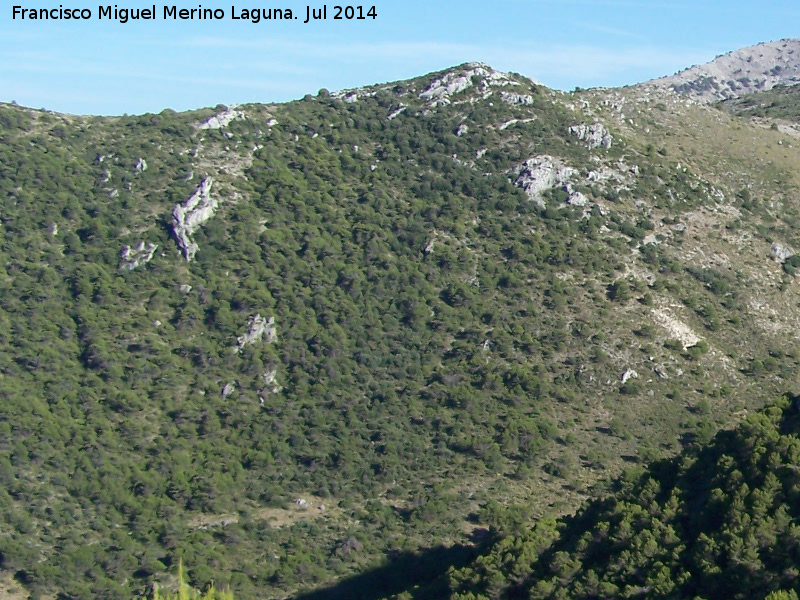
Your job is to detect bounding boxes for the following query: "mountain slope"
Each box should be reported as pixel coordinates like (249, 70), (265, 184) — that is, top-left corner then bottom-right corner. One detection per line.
(2, 60), (800, 599)
(650, 38), (800, 103)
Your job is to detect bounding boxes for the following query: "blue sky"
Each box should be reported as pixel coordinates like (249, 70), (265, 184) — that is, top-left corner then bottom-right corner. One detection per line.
(2, 0), (799, 115)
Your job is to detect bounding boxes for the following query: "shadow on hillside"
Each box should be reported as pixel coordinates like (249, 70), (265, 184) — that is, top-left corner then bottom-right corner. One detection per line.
(294, 534), (493, 600)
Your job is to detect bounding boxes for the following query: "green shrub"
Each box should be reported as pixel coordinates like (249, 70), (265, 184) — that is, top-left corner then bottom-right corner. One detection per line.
(153, 562), (234, 600)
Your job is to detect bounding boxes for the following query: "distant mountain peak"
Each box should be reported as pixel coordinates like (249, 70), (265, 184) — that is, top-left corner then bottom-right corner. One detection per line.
(649, 38), (800, 103)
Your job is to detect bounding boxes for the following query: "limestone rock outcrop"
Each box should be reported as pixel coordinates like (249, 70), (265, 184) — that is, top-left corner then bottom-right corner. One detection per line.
(198, 105), (245, 130)
(500, 91), (534, 105)
(172, 177), (217, 262)
(419, 63), (514, 105)
(237, 314), (277, 350)
(119, 241), (157, 271)
(260, 366), (283, 396)
(568, 123), (612, 149)
(514, 156), (576, 208)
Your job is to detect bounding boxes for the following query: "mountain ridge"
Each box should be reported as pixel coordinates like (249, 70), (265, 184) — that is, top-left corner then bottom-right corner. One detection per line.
(648, 38), (800, 103)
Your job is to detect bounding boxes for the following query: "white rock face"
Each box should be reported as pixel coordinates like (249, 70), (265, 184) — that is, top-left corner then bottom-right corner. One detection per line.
(514, 156), (577, 208)
(237, 314), (277, 350)
(569, 123), (612, 149)
(500, 91), (534, 105)
(134, 158), (147, 172)
(419, 63), (514, 105)
(172, 177), (218, 262)
(651, 38), (800, 103)
(222, 382), (236, 397)
(771, 242), (795, 262)
(119, 241), (158, 271)
(198, 105), (245, 130)
(455, 124), (469, 137)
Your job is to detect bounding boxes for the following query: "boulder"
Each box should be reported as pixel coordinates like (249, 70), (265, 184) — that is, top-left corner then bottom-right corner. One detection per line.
(621, 369), (639, 384)
(771, 242), (795, 262)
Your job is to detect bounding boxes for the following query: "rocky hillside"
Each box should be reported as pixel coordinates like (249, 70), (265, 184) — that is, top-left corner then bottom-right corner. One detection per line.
(3, 55), (800, 600)
(650, 38), (800, 103)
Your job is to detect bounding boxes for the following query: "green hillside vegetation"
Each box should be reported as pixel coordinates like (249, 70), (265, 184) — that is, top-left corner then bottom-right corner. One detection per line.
(449, 395), (800, 600)
(152, 562), (233, 600)
(2, 64), (800, 599)
(718, 83), (800, 121)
